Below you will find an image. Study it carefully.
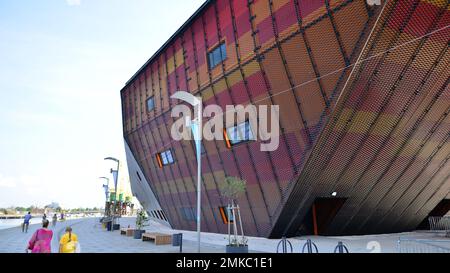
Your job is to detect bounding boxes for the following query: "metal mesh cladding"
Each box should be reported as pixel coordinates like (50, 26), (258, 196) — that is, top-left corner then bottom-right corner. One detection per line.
(121, 0), (449, 238)
(269, 0), (450, 237)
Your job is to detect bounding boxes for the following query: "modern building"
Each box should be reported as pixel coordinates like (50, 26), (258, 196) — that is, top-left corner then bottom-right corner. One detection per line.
(121, 0), (450, 238)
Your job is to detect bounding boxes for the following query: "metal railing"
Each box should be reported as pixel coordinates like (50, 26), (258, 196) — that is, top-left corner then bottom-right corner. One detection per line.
(275, 239), (351, 253)
(397, 237), (450, 253)
(334, 241), (350, 253)
(277, 237), (293, 253)
(302, 239), (319, 253)
(429, 216), (450, 234)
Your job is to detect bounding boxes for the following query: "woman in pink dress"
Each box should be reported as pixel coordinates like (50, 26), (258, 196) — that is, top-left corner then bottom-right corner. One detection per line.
(27, 219), (53, 253)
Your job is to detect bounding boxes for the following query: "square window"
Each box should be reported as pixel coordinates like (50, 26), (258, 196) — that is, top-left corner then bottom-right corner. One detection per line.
(225, 121), (254, 147)
(220, 43), (227, 59)
(219, 206), (234, 224)
(166, 150), (174, 163)
(207, 42), (227, 70)
(156, 149), (175, 167)
(146, 97), (155, 112)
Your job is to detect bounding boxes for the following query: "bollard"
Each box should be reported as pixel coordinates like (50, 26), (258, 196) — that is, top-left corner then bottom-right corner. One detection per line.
(334, 241), (349, 253)
(302, 239), (319, 253)
(172, 233), (183, 253)
(276, 237), (293, 253)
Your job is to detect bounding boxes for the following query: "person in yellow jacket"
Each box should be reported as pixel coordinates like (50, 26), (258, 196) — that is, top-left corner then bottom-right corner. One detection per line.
(59, 227), (79, 253)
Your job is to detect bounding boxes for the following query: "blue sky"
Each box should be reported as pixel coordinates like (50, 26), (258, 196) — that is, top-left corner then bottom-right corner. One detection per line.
(0, 0), (205, 208)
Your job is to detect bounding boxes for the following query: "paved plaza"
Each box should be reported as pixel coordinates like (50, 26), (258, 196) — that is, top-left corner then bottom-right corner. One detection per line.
(1, 217), (449, 253)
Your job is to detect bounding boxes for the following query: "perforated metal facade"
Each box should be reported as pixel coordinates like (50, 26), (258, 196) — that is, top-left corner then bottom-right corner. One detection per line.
(121, 0), (450, 238)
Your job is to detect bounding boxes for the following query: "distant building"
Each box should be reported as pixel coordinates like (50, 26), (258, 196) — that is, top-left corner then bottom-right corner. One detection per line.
(45, 202), (60, 210)
(122, 0), (450, 238)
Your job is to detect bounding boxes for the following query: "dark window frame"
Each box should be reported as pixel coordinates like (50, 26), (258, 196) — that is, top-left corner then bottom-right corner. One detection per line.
(219, 206), (234, 224)
(146, 96), (155, 112)
(156, 149), (176, 167)
(207, 41), (227, 70)
(224, 120), (255, 148)
(136, 171), (142, 182)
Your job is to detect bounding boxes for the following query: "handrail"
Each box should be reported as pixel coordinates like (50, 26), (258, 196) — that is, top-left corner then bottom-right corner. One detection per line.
(276, 237), (293, 253)
(334, 241), (350, 253)
(302, 239), (319, 253)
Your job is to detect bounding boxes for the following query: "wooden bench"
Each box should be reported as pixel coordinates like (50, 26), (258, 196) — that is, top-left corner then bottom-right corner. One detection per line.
(142, 232), (172, 245)
(120, 228), (134, 236)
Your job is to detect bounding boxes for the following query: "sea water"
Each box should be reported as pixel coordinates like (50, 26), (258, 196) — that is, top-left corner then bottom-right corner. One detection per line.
(0, 218), (40, 230)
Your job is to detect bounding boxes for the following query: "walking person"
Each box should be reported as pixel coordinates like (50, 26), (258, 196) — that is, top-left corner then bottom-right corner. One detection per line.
(52, 214), (57, 227)
(59, 227), (80, 253)
(26, 219), (53, 253)
(42, 213), (47, 224)
(22, 212), (32, 233)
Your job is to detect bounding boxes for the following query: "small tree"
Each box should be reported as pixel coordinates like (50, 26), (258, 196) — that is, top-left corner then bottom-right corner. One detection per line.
(219, 177), (247, 247)
(135, 208), (149, 230)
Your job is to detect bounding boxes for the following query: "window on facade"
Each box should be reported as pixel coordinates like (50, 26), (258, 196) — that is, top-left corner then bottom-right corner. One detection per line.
(219, 206), (234, 224)
(224, 121), (255, 148)
(136, 171), (142, 182)
(146, 96), (155, 112)
(208, 42), (227, 69)
(181, 208), (196, 222)
(156, 149), (175, 168)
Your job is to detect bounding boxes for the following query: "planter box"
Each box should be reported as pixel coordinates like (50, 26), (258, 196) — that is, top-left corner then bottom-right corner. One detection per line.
(134, 229), (145, 239)
(226, 245), (248, 253)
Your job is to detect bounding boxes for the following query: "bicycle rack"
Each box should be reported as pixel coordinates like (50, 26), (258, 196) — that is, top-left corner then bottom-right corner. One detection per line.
(276, 237), (293, 253)
(302, 239), (319, 253)
(334, 241), (349, 253)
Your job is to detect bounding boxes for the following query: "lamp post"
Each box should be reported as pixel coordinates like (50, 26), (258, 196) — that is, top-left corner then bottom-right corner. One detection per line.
(99, 177), (110, 216)
(104, 157), (120, 230)
(171, 91), (203, 253)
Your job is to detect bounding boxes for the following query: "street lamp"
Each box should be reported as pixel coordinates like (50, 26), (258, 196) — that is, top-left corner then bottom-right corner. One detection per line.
(104, 157), (120, 230)
(171, 91), (203, 253)
(99, 177), (110, 200)
(99, 177), (110, 216)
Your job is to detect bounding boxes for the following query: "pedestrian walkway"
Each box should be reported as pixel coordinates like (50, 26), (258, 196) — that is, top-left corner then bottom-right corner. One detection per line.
(0, 217), (225, 253)
(1, 217), (447, 253)
(73, 217), (225, 253)
(0, 218), (85, 253)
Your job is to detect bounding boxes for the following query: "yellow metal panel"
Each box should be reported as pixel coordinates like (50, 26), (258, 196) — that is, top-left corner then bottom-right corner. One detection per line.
(202, 172), (217, 190)
(183, 179), (195, 192)
(272, 0), (290, 11)
(202, 86), (215, 101)
(166, 57), (175, 75)
(348, 111), (376, 134)
(242, 60), (260, 78)
(372, 114), (399, 136)
(238, 31), (256, 62)
(253, 0), (270, 25)
(214, 78), (228, 94)
(175, 49), (184, 67)
(421, 0), (449, 9)
(227, 70), (243, 87)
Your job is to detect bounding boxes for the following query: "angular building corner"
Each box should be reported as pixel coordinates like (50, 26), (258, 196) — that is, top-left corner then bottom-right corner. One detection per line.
(121, 0), (450, 238)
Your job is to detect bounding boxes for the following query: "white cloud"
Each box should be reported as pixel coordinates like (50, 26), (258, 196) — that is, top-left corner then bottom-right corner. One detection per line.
(66, 0), (81, 6)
